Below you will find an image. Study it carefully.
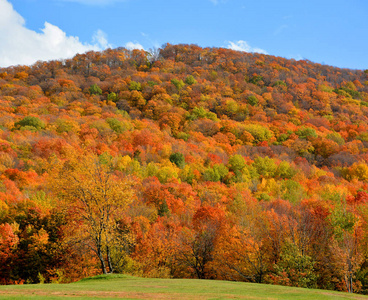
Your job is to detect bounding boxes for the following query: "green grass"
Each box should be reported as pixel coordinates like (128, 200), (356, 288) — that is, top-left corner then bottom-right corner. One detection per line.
(0, 274), (367, 299)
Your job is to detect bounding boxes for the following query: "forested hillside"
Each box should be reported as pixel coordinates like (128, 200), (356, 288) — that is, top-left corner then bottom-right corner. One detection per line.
(1, 44), (368, 293)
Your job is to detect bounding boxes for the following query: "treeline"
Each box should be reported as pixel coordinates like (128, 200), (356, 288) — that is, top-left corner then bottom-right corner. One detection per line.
(0, 44), (368, 293)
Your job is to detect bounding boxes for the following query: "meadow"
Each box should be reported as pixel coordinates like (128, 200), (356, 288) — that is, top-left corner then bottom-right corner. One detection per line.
(0, 274), (367, 300)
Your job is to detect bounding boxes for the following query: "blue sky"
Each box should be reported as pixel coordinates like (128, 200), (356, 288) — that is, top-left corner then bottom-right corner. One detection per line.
(1, 0), (367, 69)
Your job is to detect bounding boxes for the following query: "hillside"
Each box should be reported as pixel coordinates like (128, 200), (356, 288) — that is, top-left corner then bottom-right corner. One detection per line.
(1, 275), (368, 300)
(0, 44), (368, 293)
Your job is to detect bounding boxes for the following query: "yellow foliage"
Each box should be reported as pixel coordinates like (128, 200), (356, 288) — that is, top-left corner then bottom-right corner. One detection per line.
(256, 178), (281, 197)
(50, 152), (135, 274)
(116, 155), (132, 172)
(350, 162), (368, 182)
(160, 144), (172, 159)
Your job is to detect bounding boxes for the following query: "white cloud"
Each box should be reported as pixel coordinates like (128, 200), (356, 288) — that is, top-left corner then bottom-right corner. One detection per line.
(227, 40), (268, 55)
(274, 25), (288, 36)
(125, 42), (144, 51)
(209, 0), (228, 5)
(288, 54), (303, 61)
(56, 0), (126, 5)
(0, 0), (109, 68)
(93, 29), (111, 49)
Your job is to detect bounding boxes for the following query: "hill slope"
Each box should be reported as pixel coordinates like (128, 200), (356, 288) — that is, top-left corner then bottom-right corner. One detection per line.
(1, 45), (368, 292)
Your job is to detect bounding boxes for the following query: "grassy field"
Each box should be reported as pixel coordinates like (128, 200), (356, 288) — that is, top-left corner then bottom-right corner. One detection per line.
(0, 274), (367, 300)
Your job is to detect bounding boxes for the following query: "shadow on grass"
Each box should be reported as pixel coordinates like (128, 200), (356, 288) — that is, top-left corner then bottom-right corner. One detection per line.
(77, 273), (135, 282)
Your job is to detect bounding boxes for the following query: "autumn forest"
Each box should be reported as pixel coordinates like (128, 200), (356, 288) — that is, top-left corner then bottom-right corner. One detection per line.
(1, 44), (368, 293)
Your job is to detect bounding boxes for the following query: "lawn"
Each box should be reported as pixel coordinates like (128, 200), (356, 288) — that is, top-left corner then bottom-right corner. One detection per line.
(0, 274), (367, 299)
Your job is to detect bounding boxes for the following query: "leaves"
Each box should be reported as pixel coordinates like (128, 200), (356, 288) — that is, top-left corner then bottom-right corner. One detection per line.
(2, 44), (368, 291)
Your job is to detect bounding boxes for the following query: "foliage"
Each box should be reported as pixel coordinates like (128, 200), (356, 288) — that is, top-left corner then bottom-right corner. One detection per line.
(1, 44), (368, 292)
(169, 152), (185, 168)
(89, 84), (102, 95)
(51, 153), (134, 274)
(295, 127), (317, 140)
(243, 124), (273, 143)
(14, 116), (46, 131)
(268, 241), (318, 288)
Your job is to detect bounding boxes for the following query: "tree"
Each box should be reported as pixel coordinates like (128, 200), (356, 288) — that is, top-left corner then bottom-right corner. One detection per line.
(269, 240), (318, 288)
(89, 84), (102, 95)
(0, 223), (19, 284)
(185, 75), (197, 85)
(171, 78), (185, 91)
(14, 116), (46, 131)
(295, 127), (317, 140)
(176, 206), (224, 279)
(329, 200), (363, 293)
(247, 95), (259, 106)
(169, 152), (185, 168)
(243, 124), (273, 144)
(51, 153), (134, 274)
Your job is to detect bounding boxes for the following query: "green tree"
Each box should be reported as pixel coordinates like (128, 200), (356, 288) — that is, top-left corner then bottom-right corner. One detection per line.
(14, 116), (46, 131)
(171, 78), (185, 91)
(203, 164), (229, 182)
(106, 118), (125, 134)
(128, 81), (142, 91)
(247, 95), (259, 106)
(327, 132), (345, 145)
(295, 127), (317, 140)
(188, 107), (218, 121)
(89, 84), (102, 95)
(270, 241), (318, 288)
(253, 156), (277, 178)
(170, 152), (185, 168)
(107, 92), (118, 102)
(275, 161), (296, 179)
(243, 124), (273, 143)
(185, 75), (197, 85)
(228, 155), (246, 173)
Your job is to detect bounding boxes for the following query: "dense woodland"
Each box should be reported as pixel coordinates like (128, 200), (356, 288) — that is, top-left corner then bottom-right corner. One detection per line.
(1, 44), (368, 293)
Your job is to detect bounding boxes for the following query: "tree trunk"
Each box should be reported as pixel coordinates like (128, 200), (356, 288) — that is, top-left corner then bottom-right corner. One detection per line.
(97, 246), (107, 274)
(106, 245), (114, 273)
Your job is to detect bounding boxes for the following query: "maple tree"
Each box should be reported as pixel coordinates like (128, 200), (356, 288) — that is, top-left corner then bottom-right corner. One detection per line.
(50, 153), (134, 274)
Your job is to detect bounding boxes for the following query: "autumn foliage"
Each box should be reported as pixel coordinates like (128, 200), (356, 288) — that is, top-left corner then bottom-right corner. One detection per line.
(1, 44), (368, 293)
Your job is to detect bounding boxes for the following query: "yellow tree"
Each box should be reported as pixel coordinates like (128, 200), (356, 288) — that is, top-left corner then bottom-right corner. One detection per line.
(51, 153), (134, 274)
